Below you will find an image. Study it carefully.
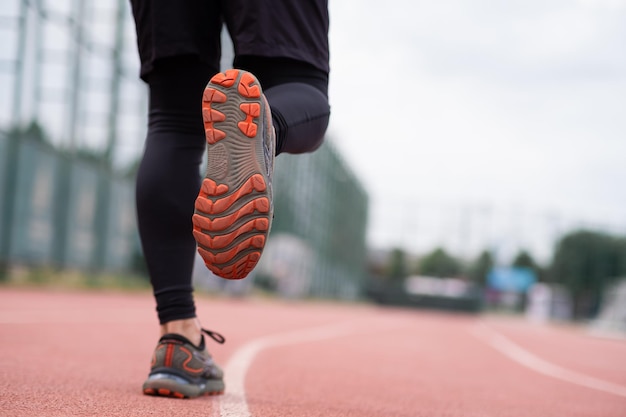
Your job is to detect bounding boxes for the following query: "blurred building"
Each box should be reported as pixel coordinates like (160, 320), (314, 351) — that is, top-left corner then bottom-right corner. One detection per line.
(525, 283), (573, 323)
(590, 278), (626, 335)
(1, 3), (370, 298)
(255, 141), (369, 300)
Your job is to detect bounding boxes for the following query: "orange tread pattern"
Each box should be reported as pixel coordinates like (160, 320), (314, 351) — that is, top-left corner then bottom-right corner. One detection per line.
(204, 252), (261, 279)
(199, 178), (229, 196)
(197, 235), (265, 264)
(202, 88), (227, 145)
(193, 218), (269, 249)
(143, 380), (224, 398)
(193, 176), (269, 279)
(238, 102), (261, 137)
(144, 388), (223, 398)
(210, 69), (239, 87)
(193, 198), (269, 231)
(195, 175), (266, 214)
(237, 72), (261, 98)
(195, 69), (270, 280)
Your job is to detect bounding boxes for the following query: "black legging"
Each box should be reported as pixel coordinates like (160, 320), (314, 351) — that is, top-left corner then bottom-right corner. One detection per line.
(135, 55), (330, 324)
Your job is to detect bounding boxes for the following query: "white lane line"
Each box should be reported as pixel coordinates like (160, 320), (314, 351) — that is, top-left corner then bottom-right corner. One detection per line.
(470, 322), (626, 399)
(218, 320), (386, 417)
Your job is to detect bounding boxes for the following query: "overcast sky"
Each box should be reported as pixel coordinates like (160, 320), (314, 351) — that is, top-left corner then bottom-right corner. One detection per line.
(326, 0), (626, 259)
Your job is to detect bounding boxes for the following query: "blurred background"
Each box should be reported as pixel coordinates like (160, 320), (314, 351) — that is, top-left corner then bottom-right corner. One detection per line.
(0, 0), (625, 331)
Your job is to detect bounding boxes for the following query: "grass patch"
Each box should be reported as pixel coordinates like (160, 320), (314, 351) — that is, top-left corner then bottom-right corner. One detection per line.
(2, 265), (150, 292)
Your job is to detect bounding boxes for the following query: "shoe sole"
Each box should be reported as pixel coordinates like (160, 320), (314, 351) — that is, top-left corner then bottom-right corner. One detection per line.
(143, 378), (224, 399)
(193, 70), (272, 280)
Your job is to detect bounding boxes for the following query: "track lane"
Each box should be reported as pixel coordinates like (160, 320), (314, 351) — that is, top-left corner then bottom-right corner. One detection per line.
(244, 311), (626, 417)
(483, 318), (626, 387)
(1, 288), (625, 417)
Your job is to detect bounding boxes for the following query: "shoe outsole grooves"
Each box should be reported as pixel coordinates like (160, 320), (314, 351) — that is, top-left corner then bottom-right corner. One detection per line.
(143, 387), (224, 399)
(193, 69), (271, 280)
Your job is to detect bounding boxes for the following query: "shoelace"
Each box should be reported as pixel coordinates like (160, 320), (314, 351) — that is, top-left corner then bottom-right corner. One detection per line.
(202, 328), (225, 344)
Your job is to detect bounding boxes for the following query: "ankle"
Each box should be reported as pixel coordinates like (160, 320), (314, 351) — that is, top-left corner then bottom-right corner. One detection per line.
(160, 318), (202, 347)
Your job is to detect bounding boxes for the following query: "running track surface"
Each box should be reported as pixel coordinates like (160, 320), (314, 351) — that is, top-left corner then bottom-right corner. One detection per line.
(1, 288), (625, 417)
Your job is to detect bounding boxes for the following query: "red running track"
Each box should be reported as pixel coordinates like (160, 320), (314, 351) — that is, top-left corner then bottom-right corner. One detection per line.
(1, 288), (625, 417)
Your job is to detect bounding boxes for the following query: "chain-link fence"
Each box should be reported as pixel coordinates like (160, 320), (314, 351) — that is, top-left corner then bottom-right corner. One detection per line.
(0, 0), (146, 167)
(0, 0), (373, 300)
(0, 130), (137, 272)
(256, 142), (369, 300)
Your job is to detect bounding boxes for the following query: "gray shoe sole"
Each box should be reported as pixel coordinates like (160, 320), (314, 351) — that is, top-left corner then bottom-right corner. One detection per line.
(143, 372), (224, 399)
(192, 69), (274, 280)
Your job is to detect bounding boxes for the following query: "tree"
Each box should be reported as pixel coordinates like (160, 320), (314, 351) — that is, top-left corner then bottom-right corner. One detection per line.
(512, 249), (543, 281)
(7, 120), (47, 142)
(466, 250), (493, 285)
(549, 230), (626, 318)
(512, 250), (535, 269)
(418, 247), (462, 278)
(386, 248), (408, 283)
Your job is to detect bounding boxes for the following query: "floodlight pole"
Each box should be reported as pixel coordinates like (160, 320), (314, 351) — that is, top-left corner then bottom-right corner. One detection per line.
(66, 0), (86, 153)
(104, 0), (126, 168)
(11, 0), (28, 128)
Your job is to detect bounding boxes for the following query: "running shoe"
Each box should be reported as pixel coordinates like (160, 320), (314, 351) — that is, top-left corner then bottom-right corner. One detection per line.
(193, 69), (275, 280)
(143, 329), (225, 398)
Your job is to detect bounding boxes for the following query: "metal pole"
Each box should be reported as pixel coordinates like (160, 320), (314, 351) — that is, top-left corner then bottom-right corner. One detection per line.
(1, 0), (29, 276)
(104, 0), (126, 167)
(94, 0), (127, 270)
(11, 0), (29, 128)
(32, 0), (44, 122)
(54, 0), (86, 268)
(65, 0), (85, 152)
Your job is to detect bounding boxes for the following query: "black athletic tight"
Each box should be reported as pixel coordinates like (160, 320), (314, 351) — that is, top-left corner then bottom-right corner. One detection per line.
(135, 55), (330, 324)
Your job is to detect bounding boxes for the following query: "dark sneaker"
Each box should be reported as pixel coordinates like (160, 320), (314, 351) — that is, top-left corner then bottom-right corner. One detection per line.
(143, 329), (225, 398)
(193, 69), (275, 280)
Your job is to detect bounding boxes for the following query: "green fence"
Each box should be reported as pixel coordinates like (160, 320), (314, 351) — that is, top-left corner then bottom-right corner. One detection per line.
(2, 132), (370, 301)
(7, 136), (58, 264)
(258, 141), (369, 299)
(103, 179), (136, 270)
(63, 159), (101, 268)
(0, 132), (137, 272)
(0, 135), (7, 256)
